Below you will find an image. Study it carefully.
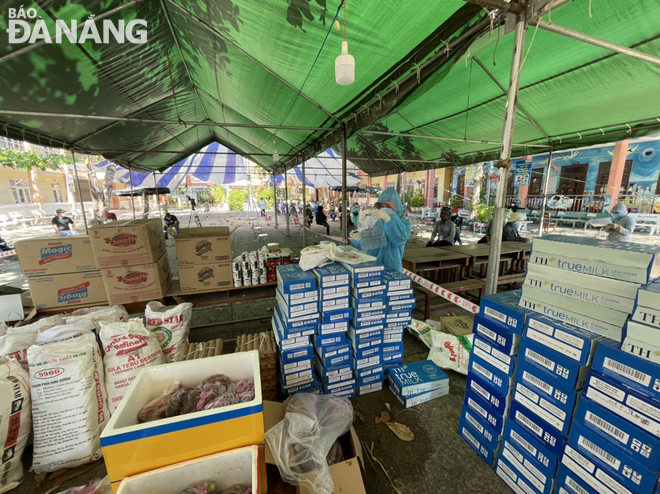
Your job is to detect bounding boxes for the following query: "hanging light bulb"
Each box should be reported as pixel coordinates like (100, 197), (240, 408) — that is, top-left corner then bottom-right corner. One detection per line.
(273, 138), (279, 163)
(335, 0), (355, 85)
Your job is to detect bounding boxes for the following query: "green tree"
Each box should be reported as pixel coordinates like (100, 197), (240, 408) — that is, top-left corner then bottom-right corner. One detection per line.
(209, 184), (227, 205)
(257, 188), (275, 209)
(228, 188), (248, 211)
(0, 148), (71, 171)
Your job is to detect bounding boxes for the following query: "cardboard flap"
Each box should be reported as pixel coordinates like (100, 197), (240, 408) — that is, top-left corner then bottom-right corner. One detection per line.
(349, 427), (364, 468)
(173, 226), (230, 238)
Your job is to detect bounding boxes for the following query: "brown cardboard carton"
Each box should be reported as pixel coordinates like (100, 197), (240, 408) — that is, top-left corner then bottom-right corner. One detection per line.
(440, 315), (474, 336)
(173, 227), (232, 266)
(15, 236), (97, 276)
(177, 261), (233, 292)
(28, 271), (107, 309)
(101, 253), (172, 305)
(89, 218), (166, 268)
(263, 401), (366, 494)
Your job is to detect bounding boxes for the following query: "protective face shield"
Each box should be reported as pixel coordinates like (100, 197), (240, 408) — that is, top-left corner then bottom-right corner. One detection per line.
(612, 213), (622, 220)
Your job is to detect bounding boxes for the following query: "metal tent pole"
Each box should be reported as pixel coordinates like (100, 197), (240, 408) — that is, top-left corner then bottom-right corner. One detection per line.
(273, 176), (278, 229)
(70, 151), (89, 233)
(128, 166), (136, 219)
(302, 158), (307, 248)
(485, 13), (528, 296)
(341, 123), (348, 241)
(153, 172), (163, 221)
(538, 147), (554, 238)
(284, 169), (290, 237)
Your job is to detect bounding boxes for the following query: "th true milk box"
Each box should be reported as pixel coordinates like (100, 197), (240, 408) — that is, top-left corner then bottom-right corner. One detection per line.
(519, 293), (623, 341)
(518, 339), (589, 393)
(531, 235), (660, 283)
(382, 330), (404, 344)
(340, 261), (384, 277)
(280, 367), (312, 386)
(353, 278), (385, 289)
(384, 269), (412, 291)
(554, 464), (596, 494)
(319, 297), (350, 312)
(387, 360), (449, 397)
(508, 401), (566, 457)
(385, 311), (412, 326)
(272, 321), (311, 353)
(525, 314), (604, 366)
(574, 397), (660, 472)
(323, 377), (356, 395)
(497, 440), (553, 494)
(382, 341), (404, 356)
(524, 262), (639, 313)
(319, 286), (350, 301)
(387, 289), (415, 302)
(583, 371), (660, 439)
(355, 368), (384, 387)
(468, 352), (515, 397)
(460, 418), (499, 466)
(272, 310), (315, 342)
(353, 352), (382, 370)
(348, 324), (383, 342)
(353, 284), (387, 300)
(624, 319), (660, 348)
(274, 306), (319, 335)
(321, 307), (353, 323)
(281, 371), (321, 395)
(280, 357), (312, 377)
(473, 315), (521, 356)
(351, 296), (387, 312)
(312, 264), (350, 288)
(276, 264), (316, 294)
(318, 320), (349, 335)
(461, 407), (502, 451)
(314, 341), (350, 361)
(392, 381), (448, 408)
(591, 338), (660, 403)
(515, 362), (580, 421)
(636, 282), (660, 308)
(312, 357), (352, 381)
(277, 289), (319, 306)
(480, 290), (533, 336)
(278, 344), (313, 365)
(352, 312), (387, 329)
(622, 337), (660, 365)
(473, 336), (517, 377)
(463, 388), (507, 434)
(276, 289), (319, 319)
(350, 337), (383, 360)
(513, 379), (572, 435)
(495, 456), (545, 494)
(467, 374), (512, 417)
(632, 305), (660, 330)
(504, 421), (559, 484)
(358, 382), (383, 396)
(386, 299), (416, 312)
(312, 333), (346, 348)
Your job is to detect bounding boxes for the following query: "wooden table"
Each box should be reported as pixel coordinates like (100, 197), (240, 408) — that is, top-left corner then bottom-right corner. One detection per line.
(437, 242), (530, 278)
(402, 248), (471, 283)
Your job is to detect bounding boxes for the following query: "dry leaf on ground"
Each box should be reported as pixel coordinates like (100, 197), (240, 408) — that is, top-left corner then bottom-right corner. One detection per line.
(353, 410), (365, 423)
(385, 422), (414, 441)
(375, 411), (391, 424)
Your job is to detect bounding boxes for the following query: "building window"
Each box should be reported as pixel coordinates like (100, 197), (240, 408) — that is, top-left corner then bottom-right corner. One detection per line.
(0, 136), (21, 150)
(387, 181), (395, 188)
(51, 183), (64, 202)
(10, 179), (32, 204)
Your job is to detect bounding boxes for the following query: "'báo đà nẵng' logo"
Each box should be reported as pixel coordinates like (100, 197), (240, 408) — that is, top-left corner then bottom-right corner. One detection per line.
(116, 271), (148, 285)
(5, 7), (147, 45)
(39, 244), (72, 265)
(57, 282), (90, 303)
(105, 233), (137, 248)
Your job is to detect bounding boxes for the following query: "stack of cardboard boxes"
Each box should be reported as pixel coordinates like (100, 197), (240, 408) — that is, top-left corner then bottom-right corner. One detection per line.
(88, 219), (171, 304)
(173, 227), (232, 293)
(387, 360), (449, 407)
(623, 282), (660, 361)
(15, 236), (107, 309)
(382, 269), (415, 368)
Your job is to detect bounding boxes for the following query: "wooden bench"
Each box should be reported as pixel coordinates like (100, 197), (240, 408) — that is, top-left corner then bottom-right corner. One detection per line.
(414, 279), (486, 319)
(555, 211), (588, 228)
(630, 213), (660, 235)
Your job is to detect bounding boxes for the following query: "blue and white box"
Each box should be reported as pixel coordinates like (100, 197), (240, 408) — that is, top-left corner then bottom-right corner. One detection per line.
(459, 418), (499, 466)
(479, 289), (534, 336)
(318, 320), (349, 335)
(508, 401), (565, 457)
(313, 333), (346, 348)
(387, 299), (416, 312)
(387, 290), (415, 302)
(319, 285), (350, 300)
(320, 297), (350, 312)
(281, 357), (312, 377)
(515, 361), (580, 421)
(518, 339), (589, 393)
(574, 396), (660, 471)
(341, 260), (384, 278)
(467, 374), (512, 417)
(276, 288), (318, 318)
(277, 289), (319, 306)
(382, 341), (404, 357)
(274, 305), (319, 335)
(553, 464), (597, 494)
(277, 263), (317, 293)
(383, 329), (404, 343)
(388, 360), (449, 397)
(348, 324), (383, 342)
(496, 441), (553, 494)
(281, 371), (322, 395)
(463, 387), (507, 435)
(583, 371), (660, 439)
(461, 407), (502, 452)
(525, 314), (604, 366)
(384, 269), (412, 292)
(504, 421), (559, 483)
(323, 378), (356, 395)
(351, 296), (387, 312)
(468, 352), (515, 397)
(350, 337), (383, 360)
(382, 355), (402, 367)
(353, 284), (387, 300)
(590, 338), (660, 403)
(278, 344), (313, 364)
(273, 309), (315, 340)
(495, 455), (543, 494)
(281, 367), (313, 387)
(392, 382), (448, 408)
(513, 380), (572, 435)
(636, 281), (660, 308)
(473, 336), (517, 377)
(358, 381), (383, 396)
(353, 278), (385, 289)
(473, 315), (521, 356)
(314, 341), (350, 361)
(321, 307), (353, 323)
(352, 312), (387, 329)
(353, 352), (382, 370)
(355, 364), (384, 387)
(624, 319), (660, 349)
(312, 264), (350, 287)
(385, 311), (412, 326)
(313, 357), (352, 382)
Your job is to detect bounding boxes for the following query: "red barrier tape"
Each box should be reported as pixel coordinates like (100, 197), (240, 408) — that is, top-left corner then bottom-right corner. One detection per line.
(0, 249), (16, 258)
(402, 268), (480, 314)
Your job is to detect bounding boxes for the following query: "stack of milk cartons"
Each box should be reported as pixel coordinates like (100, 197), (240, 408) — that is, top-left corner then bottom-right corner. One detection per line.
(382, 269), (415, 370)
(344, 261), (386, 397)
(387, 359), (449, 407)
(520, 235), (660, 341)
(622, 282), (660, 363)
(311, 264), (355, 398)
(496, 312), (601, 494)
(556, 339), (660, 494)
(458, 290), (532, 467)
(273, 263), (322, 395)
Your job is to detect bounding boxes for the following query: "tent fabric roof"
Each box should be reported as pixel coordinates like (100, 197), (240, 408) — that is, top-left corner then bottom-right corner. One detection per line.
(1, 1), (659, 176)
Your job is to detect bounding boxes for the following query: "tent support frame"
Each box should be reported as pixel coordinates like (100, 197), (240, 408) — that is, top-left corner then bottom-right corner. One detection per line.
(284, 169), (290, 237)
(272, 177), (278, 230)
(538, 146), (553, 238)
(70, 151), (89, 233)
(302, 157), (307, 248)
(362, 130), (550, 148)
(342, 124), (348, 242)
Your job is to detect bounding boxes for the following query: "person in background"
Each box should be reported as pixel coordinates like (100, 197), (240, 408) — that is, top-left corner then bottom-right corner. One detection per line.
(350, 202), (361, 227)
(312, 201), (319, 215)
(0, 236), (12, 252)
(52, 209), (77, 236)
(426, 207), (455, 247)
(304, 203), (313, 227)
(188, 195), (196, 211)
(163, 212), (180, 239)
(259, 198), (266, 216)
(316, 205), (330, 235)
(603, 203), (636, 241)
(478, 212), (530, 243)
(105, 211), (118, 221)
(350, 188), (411, 272)
(328, 202), (337, 221)
(450, 208), (463, 245)
(290, 202), (298, 218)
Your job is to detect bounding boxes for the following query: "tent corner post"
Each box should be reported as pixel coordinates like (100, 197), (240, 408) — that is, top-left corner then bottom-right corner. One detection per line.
(273, 174), (278, 230)
(70, 151), (89, 234)
(284, 169), (290, 237)
(128, 164), (136, 220)
(538, 146), (554, 238)
(341, 123), (348, 242)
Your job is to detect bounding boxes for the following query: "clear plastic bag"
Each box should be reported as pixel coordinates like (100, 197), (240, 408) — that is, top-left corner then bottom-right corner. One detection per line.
(265, 394), (353, 494)
(356, 210), (387, 251)
(299, 243), (336, 271)
(52, 476), (111, 494)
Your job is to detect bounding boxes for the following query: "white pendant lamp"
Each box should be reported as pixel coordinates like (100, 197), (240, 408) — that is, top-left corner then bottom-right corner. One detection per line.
(335, 0), (355, 85)
(273, 138), (279, 162)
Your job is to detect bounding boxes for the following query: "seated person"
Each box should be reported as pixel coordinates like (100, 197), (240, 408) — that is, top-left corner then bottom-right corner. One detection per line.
(478, 212), (530, 243)
(163, 212), (180, 239)
(426, 207), (455, 247)
(450, 208), (463, 245)
(315, 205), (330, 235)
(603, 203), (635, 242)
(52, 209), (78, 236)
(105, 211), (118, 221)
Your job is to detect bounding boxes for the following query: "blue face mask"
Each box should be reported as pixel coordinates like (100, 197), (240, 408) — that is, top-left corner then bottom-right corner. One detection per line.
(612, 213), (622, 220)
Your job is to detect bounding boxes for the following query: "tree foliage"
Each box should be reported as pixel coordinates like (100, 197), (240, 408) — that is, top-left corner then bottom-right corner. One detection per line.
(257, 187), (275, 209)
(0, 148), (71, 171)
(228, 188), (248, 211)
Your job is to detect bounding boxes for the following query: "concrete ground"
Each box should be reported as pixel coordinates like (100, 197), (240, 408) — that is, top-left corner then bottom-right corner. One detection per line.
(3, 210), (660, 493)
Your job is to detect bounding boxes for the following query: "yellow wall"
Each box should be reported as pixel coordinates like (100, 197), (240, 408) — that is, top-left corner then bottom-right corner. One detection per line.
(0, 167), (67, 206)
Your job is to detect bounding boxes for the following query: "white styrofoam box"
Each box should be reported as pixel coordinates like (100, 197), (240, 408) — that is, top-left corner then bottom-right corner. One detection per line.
(116, 446), (259, 494)
(524, 262), (639, 312)
(632, 304), (660, 330)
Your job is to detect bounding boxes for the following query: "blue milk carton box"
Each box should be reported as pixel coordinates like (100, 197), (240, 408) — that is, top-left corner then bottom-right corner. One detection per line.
(383, 328), (404, 343)
(350, 337), (383, 360)
(574, 396), (660, 472)
(312, 264), (350, 288)
(351, 296), (386, 312)
(281, 370), (322, 395)
(518, 339), (590, 394)
(312, 357), (352, 383)
(277, 263), (316, 294)
(468, 352), (515, 397)
(466, 374), (512, 417)
(496, 443), (552, 494)
(355, 364), (385, 387)
(591, 338), (660, 403)
(319, 297), (350, 312)
(352, 312), (387, 329)
(473, 315), (521, 356)
(314, 341), (350, 362)
(312, 333), (346, 348)
(277, 289), (319, 306)
(387, 360), (449, 396)
(348, 324), (383, 343)
(318, 320), (349, 336)
(353, 284), (387, 300)
(462, 387), (507, 435)
(385, 310), (412, 327)
(384, 269), (412, 292)
(358, 381), (383, 396)
(525, 314), (604, 366)
(387, 299), (416, 312)
(273, 309), (315, 340)
(321, 307), (353, 324)
(554, 464), (599, 494)
(280, 366), (314, 387)
(472, 336), (517, 377)
(504, 421), (559, 485)
(508, 400), (566, 457)
(324, 378), (356, 395)
(583, 371), (660, 440)
(387, 290), (415, 304)
(392, 382), (448, 408)
(461, 407), (502, 452)
(459, 418), (499, 466)
(479, 289), (534, 336)
(341, 260), (384, 276)
(512, 380), (572, 436)
(383, 355), (403, 368)
(280, 357), (313, 378)
(567, 422), (659, 494)
(353, 354), (382, 370)
(278, 344), (313, 365)
(495, 456), (545, 494)
(382, 341), (404, 357)
(274, 305), (318, 336)
(318, 285), (350, 301)
(352, 278), (385, 289)
(276, 288), (319, 319)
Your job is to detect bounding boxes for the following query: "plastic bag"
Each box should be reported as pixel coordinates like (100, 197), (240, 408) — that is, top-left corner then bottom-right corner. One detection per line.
(356, 210), (388, 251)
(53, 476), (111, 494)
(0, 322), (8, 337)
(0, 357), (31, 494)
(145, 301), (193, 362)
(427, 329), (473, 375)
(65, 305), (129, 331)
(265, 394), (353, 494)
(299, 243), (336, 271)
(333, 245), (376, 265)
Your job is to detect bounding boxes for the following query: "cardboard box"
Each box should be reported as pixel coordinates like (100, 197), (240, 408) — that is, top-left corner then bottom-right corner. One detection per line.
(101, 352), (264, 488)
(468, 352), (515, 397)
(392, 382), (448, 408)
(622, 336), (660, 364)
(116, 446), (259, 494)
(101, 253), (172, 305)
(89, 218), (165, 268)
(473, 336), (517, 377)
(479, 290), (533, 336)
(524, 262), (639, 313)
(178, 261), (232, 292)
(632, 304), (660, 329)
(459, 418), (499, 466)
(508, 401), (566, 457)
(518, 339), (590, 393)
(466, 374), (511, 417)
(463, 387), (507, 435)
(28, 270), (107, 309)
(531, 235), (660, 283)
(461, 407), (502, 451)
(263, 401), (365, 494)
(173, 227), (231, 266)
(312, 264), (350, 287)
(439, 315), (474, 337)
(276, 264), (316, 294)
(636, 282), (660, 308)
(473, 315), (520, 356)
(15, 236), (97, 276)
(504, 421), (559, 483)
(525, 314), (604, 366)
